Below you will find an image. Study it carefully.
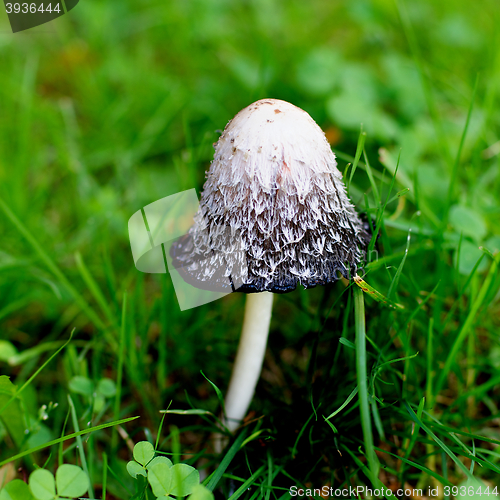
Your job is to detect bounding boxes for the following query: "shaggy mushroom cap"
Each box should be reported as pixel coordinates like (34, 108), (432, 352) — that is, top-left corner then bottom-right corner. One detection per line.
(170, 98), (369, 293)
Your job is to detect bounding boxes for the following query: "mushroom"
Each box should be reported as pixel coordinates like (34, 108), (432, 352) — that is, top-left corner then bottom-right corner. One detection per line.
(170, 98), (369, 434)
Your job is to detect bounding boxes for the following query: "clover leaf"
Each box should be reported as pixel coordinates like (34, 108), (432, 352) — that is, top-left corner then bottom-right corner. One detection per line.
(147, 456), (173, 469)
(147, 463), (173, 498)
(126, 460), (148, 479)
(133, 441), (155, 466)
(29, 470), (55, 500)
(0, 479), (35, 500)
(55, 464), (89, 498)
(27, 465), (88, 500)
(187, 484), (215, 500)
(128, 441), (159, 479)
(128, 441), (200, 498)
(169, 464), (199, 497)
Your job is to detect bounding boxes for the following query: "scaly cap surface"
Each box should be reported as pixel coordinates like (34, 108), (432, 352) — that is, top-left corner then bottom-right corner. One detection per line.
(171, 99), (369, 293)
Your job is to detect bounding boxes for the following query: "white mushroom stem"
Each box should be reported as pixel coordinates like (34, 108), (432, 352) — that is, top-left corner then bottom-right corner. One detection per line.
(223, 292), (274, 432)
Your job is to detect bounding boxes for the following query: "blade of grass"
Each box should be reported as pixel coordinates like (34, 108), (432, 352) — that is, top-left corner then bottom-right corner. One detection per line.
(371, 399), (385, 440)
(365, 240), (431, 272)
(158, 275), (169, 390)
(419, 417), (500, 447)
(353, 275), (404, 310)
(75, 252), (118, 328)
(400, 397), (425, 486)
(201, 370), (226, 417)
(291, 412), (315, 458)
(347, 126), (366, 196)
(102, 452), (108, 500)
(386, 187), (410, 206)
(441, 252), (486, 333)
(426, 319), (435, 409)
(450, 374), (500, 409)
(228, 465), (266, 500)
(206, 430), (248, 492)
(240, 429), (266, 448)
(170, 425), (180, 465)
(442, 451), (449, 500)
(375, 447), (453, 487)
(105, 461), (134, 496)
(68, 394), (95, 499)
(0, 330), (74, 417)
(441, 74), (480, 233)
(341, 446), (388, 496)
(436, 251), (500, 394)
(0, 195), (113, 341)
(324, 386), (358, 421)
(368, 150), (401, 254)
(404, 402), (475, 480)
(362, 149), (380, 205)
(371, 352), (419, 389)
(155, 413), (167, 450)
(112, 292), (127, 451)
(58, 410), (71, 467)
(334, 149), (383, 182)
(353, 285), (379, 484)
(404, 280), (441, 328)
(265, 450), (272, 500)
(387, 228), (411, 300)
(6, 340), (77, 366)
(101, 246), (119, 315)
(0, 415), (139, 467)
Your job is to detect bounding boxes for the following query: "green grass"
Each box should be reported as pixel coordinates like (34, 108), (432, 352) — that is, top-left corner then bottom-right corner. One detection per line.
(1, 0), (500, 498)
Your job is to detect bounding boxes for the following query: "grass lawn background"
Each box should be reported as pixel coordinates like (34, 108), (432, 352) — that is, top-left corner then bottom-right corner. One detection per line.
(1, 0), (500, 497)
